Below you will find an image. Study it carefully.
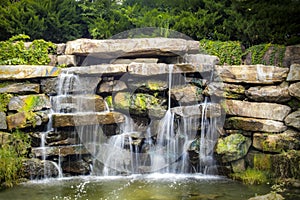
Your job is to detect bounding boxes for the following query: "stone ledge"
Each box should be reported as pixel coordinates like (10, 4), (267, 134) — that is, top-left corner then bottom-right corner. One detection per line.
(52, 111), (125, 127)
(0, 65), (61, 80)
(215, 65), (289, 84)
(225, 116), (287, 133)
(32, 144), (89, 158)
(225, 100), (291, 121)
(65, 38), (199, 58)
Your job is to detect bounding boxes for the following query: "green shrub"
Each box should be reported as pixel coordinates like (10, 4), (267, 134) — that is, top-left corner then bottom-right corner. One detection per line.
(0, 130), (30, 189)
(246, 43), (286, 66)
(0, 93), (13, 112)
(0, 34), (56, 65)
(199, 39), (243, 65)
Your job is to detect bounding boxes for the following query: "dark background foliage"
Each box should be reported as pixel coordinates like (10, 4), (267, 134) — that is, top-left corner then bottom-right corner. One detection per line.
(0, 0), (299, 46)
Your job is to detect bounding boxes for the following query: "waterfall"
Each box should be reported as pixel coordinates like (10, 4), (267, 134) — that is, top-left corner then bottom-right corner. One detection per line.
(40, 58), (220, 177)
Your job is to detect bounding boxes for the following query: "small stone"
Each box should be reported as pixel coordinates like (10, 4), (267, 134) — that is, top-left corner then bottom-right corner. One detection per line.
(285, 109), (300, 130)
(57, 55), (77, 66)
(289, 82), (300, 100)
(287, 63), (300, 81)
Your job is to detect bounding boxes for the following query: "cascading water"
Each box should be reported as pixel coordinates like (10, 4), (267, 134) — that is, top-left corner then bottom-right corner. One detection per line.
(39, 59), (220, 177)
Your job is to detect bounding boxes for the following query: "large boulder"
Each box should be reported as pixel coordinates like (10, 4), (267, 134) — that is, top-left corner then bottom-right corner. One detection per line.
(6, 111), (49, 130)
(61, 160), (90, 175)
(0, 65), (61, 80)
(285, 109), (300, 130)
(224, 100), (291, 121)
(248, 193), (284, 200)
(22, 158), (59, 179)
(171, 85), (203, 105)
(225, 117), (287, 133)
(216, 133), (252, 163)
(253, 129), (300, 153)
(215, 65), (289, 84)
(64, 38), (199, 58)
(113, 92), (166, 118)
(245, 84), (291, 103)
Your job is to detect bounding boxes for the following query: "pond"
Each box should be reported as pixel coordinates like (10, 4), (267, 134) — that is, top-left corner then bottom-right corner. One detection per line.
(1, 173), (294, 200)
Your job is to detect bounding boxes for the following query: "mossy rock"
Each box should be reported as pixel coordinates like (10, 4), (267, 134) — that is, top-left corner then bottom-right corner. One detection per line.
(8, 94), (50, 112)
(216, 133), (251, 163)
(113, 92), (166, 118)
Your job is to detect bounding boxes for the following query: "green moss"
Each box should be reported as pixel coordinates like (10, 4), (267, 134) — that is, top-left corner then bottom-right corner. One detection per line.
(254, 153), (271, 171)
(147, 81), (166, 91)
(21, 96), (39, 112)
(0, 94), (13, 112)
(287, 98), (300, 110)
(105, 96), (113, 108)
(216, 134), (248, 154)
(134, 94), (147, 111)
(231, 168), (269, 185)
(18, 95), (47, 112)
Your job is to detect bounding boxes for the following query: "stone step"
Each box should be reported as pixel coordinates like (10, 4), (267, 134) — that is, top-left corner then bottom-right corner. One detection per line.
(171, 103), (221, 118)
(51, 94), (106, 113)
(52, 111), (125, 127)
(32, 144), (89, 158)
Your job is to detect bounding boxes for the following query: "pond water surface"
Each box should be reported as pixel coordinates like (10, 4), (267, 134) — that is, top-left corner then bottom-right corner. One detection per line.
(0, 174), (298, 200)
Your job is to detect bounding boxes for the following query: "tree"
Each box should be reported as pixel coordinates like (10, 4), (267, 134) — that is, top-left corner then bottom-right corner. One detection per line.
(0, 0), (85, 42)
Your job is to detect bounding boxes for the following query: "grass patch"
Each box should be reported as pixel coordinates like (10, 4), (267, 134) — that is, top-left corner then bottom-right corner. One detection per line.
(231, 168), (269, 185)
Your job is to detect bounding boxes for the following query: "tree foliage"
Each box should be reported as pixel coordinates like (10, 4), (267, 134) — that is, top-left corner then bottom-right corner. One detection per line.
(0, 0), (299, 46)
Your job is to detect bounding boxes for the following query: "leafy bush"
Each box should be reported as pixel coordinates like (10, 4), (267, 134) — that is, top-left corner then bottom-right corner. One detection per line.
(0, 34), (56, 65)
(246, 44), (286, 66)
(0, 130), (30, 189)
(199, 39), (244, 65)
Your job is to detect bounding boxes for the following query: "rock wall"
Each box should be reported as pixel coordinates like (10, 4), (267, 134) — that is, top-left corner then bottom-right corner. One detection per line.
(214, 63), (300, 179)
(0, 38), (299, 180)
